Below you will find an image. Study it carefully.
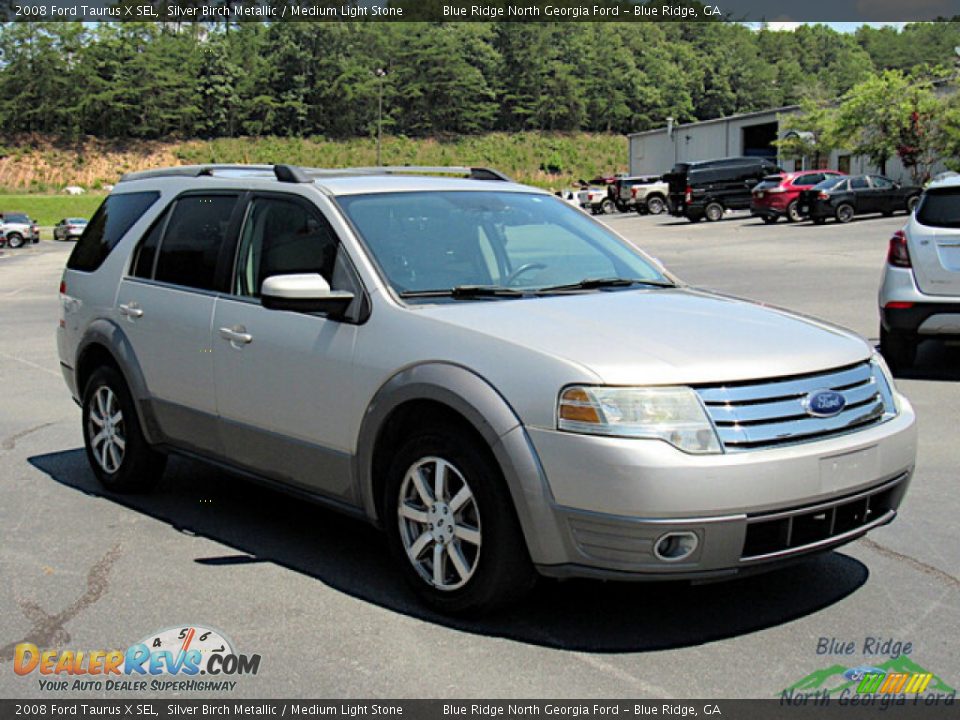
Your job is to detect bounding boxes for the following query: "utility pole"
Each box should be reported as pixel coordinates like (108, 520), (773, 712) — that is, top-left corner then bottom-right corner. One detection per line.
(375, 68), (387, 166)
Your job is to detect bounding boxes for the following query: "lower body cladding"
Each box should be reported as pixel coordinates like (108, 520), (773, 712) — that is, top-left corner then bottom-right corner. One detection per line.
(880, 264), (960, 337)
(520, 405), (916, 580)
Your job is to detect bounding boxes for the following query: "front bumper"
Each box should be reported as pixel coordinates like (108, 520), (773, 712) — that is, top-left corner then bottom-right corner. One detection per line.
(525, 399), (916, 580)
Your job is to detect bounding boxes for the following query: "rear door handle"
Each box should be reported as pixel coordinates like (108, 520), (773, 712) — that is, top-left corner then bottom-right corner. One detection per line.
(219, 326), (253, 345)
(118, 303), (144, 319)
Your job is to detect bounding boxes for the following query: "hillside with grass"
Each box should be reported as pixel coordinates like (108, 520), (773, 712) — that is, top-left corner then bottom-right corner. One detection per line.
(0, 133), (629, 195)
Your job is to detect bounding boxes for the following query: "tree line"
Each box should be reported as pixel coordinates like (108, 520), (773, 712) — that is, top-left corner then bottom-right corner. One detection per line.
(0, 21), (958, 141)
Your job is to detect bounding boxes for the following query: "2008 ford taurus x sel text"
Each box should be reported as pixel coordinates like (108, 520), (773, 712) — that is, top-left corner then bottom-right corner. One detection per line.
(57, 164), (917, 614)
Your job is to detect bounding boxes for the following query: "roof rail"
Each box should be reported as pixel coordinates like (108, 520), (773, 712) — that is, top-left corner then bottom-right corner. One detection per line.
(118, 164), (512, 184)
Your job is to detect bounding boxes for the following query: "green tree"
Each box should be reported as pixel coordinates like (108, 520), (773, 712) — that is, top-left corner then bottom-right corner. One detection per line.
(833, 70), (942, 180)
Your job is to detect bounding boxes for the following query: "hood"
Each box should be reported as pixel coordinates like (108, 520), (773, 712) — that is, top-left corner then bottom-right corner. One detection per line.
(413, 288), (871, 386)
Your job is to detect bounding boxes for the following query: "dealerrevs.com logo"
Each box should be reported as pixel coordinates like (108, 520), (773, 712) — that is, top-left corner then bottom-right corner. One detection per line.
(14, 625), (260, 692)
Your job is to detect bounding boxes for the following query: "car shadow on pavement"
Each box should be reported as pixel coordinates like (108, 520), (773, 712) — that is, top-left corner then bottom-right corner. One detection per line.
(873, 339), (960, 382)
(30, 448), (869, 654)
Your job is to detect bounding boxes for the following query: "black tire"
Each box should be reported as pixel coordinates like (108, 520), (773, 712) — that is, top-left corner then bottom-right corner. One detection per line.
(384, 425), (536, 616)
(813, 217), (826, 225)
(762, 215), (779, 225)
(907, 195), (921, 214)
(704, 202), (724, 222)
(82, 366), (166, 493)
(879, 327), (918, 373)
(600, 198), (616, 215)
(835, 203), (855, 224)
(786, 200), (801, 223)
(687, 214), (704, 223)
(7, 233), (24, 249)
(646, 196), (666, 215)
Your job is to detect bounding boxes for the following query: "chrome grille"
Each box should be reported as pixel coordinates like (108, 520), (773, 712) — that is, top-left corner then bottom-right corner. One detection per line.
(695, 361), (893, 452)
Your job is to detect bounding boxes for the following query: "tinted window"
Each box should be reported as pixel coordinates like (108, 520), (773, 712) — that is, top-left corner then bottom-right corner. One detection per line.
(850, 176), (870, 190)
(870, 175), (894, 189)
(814, 176), (846, 191)
(131, 207), (170, 279)
(753, 179), (782, 192)
(794, 174), (823, 186)
(234, 197), (340, 298)
(67, 192), (159, 272)
(154, 195), (238, 291)
(917, 189), (960, 228)
(4, 213), (30, 223)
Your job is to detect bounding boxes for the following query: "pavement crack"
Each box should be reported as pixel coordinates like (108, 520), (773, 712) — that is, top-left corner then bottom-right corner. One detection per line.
(1, 422), (55, 451)
(0, 544), (123, 662)
(860, 537), (960, 590)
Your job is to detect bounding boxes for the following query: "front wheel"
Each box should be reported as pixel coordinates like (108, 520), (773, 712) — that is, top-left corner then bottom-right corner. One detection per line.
(385, 426), (535, 615)
(600, 198), (616, 215)
(6, 233), (24, 249)
(82, 366), (166, 493)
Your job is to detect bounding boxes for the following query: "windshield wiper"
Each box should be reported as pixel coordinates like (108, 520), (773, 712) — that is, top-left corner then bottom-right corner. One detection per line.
(536, 277), (676, 293)
(399, 285), (528, 299)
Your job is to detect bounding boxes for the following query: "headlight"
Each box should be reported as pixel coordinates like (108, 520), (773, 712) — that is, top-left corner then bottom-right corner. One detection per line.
(558, 386), (722, 454)
(870, 353), (900, 416)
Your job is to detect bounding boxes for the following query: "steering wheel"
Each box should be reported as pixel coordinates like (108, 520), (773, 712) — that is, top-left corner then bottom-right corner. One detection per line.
(505, 263), (548, 286)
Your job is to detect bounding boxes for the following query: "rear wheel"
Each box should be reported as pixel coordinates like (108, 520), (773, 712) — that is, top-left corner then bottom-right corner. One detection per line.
(646, 196), (666, 215)
(384, 425), (535, 615)
(786, 200), (801, 223)
(82, 366), (166, 493)
(835, 204), (855, 223)
(600, 198), (616, 215)
(880, 327), (918, 372)
(7, 233), (24, 249)
(704, 202), (724, 222)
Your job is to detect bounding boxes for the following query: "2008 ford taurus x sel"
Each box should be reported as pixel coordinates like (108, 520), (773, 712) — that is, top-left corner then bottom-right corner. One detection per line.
(58, 164), (917, 614)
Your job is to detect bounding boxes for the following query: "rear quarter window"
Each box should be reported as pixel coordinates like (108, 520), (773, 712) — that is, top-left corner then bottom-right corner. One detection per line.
(917, 189), (960, 228)
(66, 192), (160, 272)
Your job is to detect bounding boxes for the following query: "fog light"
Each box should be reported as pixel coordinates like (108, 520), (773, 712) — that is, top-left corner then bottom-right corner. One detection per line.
(654, 531), (699, 562)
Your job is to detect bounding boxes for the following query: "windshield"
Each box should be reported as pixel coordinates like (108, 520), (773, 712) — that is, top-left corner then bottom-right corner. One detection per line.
(337, 191), (667, 297)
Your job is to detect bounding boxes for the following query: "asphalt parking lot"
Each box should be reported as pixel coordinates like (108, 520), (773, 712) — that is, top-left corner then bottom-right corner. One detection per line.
(1, 211), (957, 699)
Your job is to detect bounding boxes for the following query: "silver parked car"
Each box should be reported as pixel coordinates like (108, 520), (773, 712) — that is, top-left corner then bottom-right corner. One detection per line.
(879, 174), (960, 370)
(58, 164), (917, 614)
(53, 217), (89, 242)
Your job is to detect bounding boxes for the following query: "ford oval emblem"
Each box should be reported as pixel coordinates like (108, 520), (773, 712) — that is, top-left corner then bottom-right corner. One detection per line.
(804, 389), (846, 417)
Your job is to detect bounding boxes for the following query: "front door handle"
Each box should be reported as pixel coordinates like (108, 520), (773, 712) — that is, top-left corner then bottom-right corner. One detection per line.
(219, 326), (253, 345)
(118, 302), (144, 319)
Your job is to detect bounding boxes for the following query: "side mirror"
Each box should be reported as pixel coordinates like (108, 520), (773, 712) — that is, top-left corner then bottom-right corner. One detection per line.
(261, 273), (354, 317)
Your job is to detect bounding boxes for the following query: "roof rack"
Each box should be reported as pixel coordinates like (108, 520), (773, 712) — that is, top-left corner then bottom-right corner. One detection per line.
(118, 164), (512, 184)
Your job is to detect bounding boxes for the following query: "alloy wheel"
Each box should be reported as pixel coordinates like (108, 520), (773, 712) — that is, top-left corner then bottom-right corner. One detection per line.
(87, 386), (126, 473)
(397, 456), (482, 591)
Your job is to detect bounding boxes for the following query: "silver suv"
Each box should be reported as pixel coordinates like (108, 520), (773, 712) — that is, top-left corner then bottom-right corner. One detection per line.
(58, 164), (917, 614)
(879, 175), (960, 370)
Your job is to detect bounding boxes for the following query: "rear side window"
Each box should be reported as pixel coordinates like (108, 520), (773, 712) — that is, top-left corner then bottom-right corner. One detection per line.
(154, 195), (239, 291)
(66, 192), (159, 272)
(794, 173), (823, 186)
(850, 177), (870, 190)
(917, 189), (960, 228)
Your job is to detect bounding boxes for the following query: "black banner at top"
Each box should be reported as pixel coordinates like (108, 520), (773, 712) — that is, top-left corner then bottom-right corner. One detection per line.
(2, 0), (960, 23)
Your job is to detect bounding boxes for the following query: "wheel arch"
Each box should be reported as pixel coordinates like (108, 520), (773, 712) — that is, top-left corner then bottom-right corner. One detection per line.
(354, 362), (566, 565)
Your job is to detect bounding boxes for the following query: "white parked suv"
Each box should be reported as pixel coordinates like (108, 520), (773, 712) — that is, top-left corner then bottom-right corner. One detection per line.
(58, 164), (917, 615)
(879, 175), (960, 370)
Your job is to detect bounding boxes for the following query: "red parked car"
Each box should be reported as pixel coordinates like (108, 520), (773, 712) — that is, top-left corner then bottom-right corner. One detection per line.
(750, 170), (845, 224)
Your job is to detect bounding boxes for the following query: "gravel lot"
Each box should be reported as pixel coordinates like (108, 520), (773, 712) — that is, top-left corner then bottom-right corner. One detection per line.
(1, 211), (957, 699)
